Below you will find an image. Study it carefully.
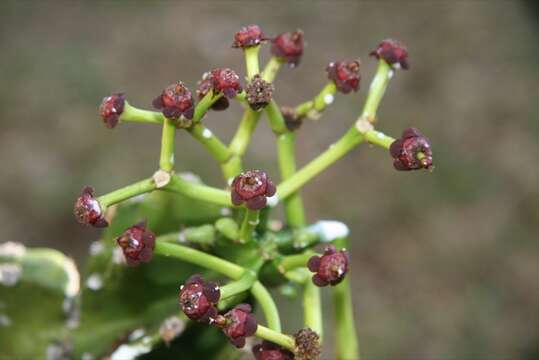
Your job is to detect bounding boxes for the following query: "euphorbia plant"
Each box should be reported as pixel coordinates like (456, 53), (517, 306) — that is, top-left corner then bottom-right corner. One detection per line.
(0, 24), (433, 360)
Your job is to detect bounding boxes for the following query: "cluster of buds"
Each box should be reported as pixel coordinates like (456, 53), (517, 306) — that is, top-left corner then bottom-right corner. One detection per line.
(99, 93), (125, 129)
(253, 340), (294, 360)
(232, 24), (268, 49)
(370, 38), (409, 70)
(271, 31), (304, 67)
(73, 186), (108, 228)
(231, 170), (276, 210)
(390, 128), (433, 171)
(152, 82), (195, 127)
(197, 68), (242, 111)
(307, 246), (349, 287)
(116, 221), (156, 266)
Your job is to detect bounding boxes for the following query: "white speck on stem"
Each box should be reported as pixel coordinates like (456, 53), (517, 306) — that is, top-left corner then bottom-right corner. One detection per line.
(129, 328), (146, 342)
(377, 132), (385, 139)
(220, 207), (232, 216)
(85, 273), (103, 291)
(112, 247), (126, 265)
(128, 194), (147, 204)
(202, 128), (213, 139)
(110, 343), (152, 360)
(266, 194), (279, 207)
(308, 220), (350, 242)
(388, 69), (395, 78)
(0, 242), (26, 258)
(248, 219), (260, 226)
(89, 241), (104, 255)
(170, 153), (174, 164)
(0, 263), (21, 286)
(0, 314), (12, 327)
(323, 93), (334, 105)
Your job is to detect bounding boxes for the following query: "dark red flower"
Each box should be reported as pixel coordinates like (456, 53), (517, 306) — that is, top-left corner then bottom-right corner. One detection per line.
(116, 221), (155, 266)
(294, 328), (321, 360)
(232, 24), (268, 49)
(307, 245), (349, 287)
(370, 39), (409, 70)
(210, 68), (242, 98)
(73, 186), (108, 228)
(99, 93), (125, 129)
(326, 60), (361, 94)
(231, 170), (276, 210)
(253, 341), (294, 360)
(197, 73), (230, 111)
(389, 128), (433, 171)
(152, 82), (195, 125)
(219, 304), (257, 348)
(179, 274), (220, 323)
(246, 75), (274, 111)
(271, 31), (304, 67)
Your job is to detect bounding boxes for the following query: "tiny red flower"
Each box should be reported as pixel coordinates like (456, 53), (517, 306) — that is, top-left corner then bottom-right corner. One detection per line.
(99, 93), (125, 129)
(326, 60), (361, 94)
(271, 31), (304, 67)
(219, 304), (257, 348)
(116, 221), (155, 266)
(152, 82), (195, 125)
(231, 170), (276, 210)
(73, 186), (108, 228)
(179, 274), (220, 323)
(246, 75), (274, 111)
(370, 39), (409, 70)
(210, 68), (242, 98)
(253, 341), (294, 360)
(232, 24), (268, 49)
(389, 128), (433, 171)
(307, 245), (349, 287)
(294, 328), (321, 360)
(197, 74), (230, 111)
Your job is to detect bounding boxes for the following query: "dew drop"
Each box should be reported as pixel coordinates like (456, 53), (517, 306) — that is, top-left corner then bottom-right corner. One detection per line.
(202, 128), (213, 139)
(88, 241), (104, 255)
(0, 263), (22, 286)
(85, 273), (103, 291)
(324, 94), (334, 105)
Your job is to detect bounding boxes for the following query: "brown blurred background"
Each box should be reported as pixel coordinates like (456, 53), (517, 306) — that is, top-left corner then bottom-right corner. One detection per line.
(1, 1), (538, 359)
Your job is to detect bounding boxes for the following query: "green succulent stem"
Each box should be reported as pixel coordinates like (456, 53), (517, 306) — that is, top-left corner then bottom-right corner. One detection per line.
(97, 178), (156, 208)
(122, 102), (164, 124)
(244, 45), (261, 79)
(159, 118), (176, 172)
(261, 56), (282, 83)
(251, 281), (282, 332)
(255, 325), (295, 351)
(295, 81), (338, 118)
(280, 251), (315, 272)
(188, 123), (232, 163)
(304, 280), (323, 340)
(228, 109), (262, 158)
(193, 90), (222, 124)
(162, 174), (232, 207)
(220, 271), (257, 299)
(361, 60), (393, 122)
(239, 208), (260, 244)
(364, 129), (395, 149)
(333, 238), (359, 360)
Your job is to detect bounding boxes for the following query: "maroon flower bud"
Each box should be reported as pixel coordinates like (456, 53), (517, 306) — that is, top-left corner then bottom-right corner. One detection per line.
(210, 68), (242, 98)
(152, 82), (195, 126)
(253, 341), (294, 360)
(218, 304), (257, 348)
(271, 31), (304, 68)
(231, 170), (276, 210)
(116, 221), (155, 266)
(307, 245), (349, 287)
(326, 60), (361, 94)
(389, 128), (433, 171)
(73, 186), (108, 228)
(246, 75), (274, 111)
(99, 93), (125, 129)
(232, 24), (268, 49)
(370, 39), (409, 70)
(179, 274), (220, 323)
(197, 73), (230, 111)
(281, 106), (303, 131)
(294, 328), (321, 360)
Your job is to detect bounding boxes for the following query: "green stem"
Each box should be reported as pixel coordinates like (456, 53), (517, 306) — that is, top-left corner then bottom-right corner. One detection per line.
(220, 271), (257, 299)
(220, 155), (243, 181)
(280, 251), (315, 272)
(251, 281), (281, 332)
(265, 100), (288, 134)
(364, 129), (395, 149)
(239, 208), (259, 243)
(304, 280), (323, 340)
(162, 174), (232, 207)
(188, 123), (232, 163)
(159, 118), (176, 172)
(193, 91), (221, 124)
(97, 178), (155, 207)
(333, 238), (359, 360)
(261, 56), (282, 83)
(228, 109), (262, 157)
(361, 60), (393, 122)
(296, 81), (337, 118)
(244, 46), (261, 79)
(277, 132), (306, 228)
(154, 240), (243, 279)
(255, 325), (295, 351)
(122, 102), (164, 124)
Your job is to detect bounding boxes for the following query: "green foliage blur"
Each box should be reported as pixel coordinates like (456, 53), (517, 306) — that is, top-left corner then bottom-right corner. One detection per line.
(0, 1), (538, 359)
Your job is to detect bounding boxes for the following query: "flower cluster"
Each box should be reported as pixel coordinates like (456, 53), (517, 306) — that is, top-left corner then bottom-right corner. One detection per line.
(153, 82), (195, 127)
(326, 60), (361, 94)
(99, 93), (125, 129)
(116, 221), (156, 266)
(179, 274), (220, 323)
(307, 246), (349, 287)
(73, 186), (108, 228)
(390, 127), (433, 171)
(253, 341), (294, 360)
(232, 24), (268, 49)
(370, 38), (409, 70)
(231, 170), (276, 210)
(271, 31), (304, 67)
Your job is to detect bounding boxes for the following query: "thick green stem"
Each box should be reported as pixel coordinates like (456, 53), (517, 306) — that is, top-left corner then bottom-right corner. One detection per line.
(251, 281), (281, 332)
(280, 251), (315, 272)
(239, 208), (259, 244)
(162, 174), (232, 207)
(295, 81), (338, 118)
(228, 109), (262, 157)
(244, 46), (261, 79)
(265, 100), (288, 134)
(255, 325), (295, 351)
(193, 91), (221, 124)
(159, 118), (176, 172)
(220, 271), (256, 299)
(361, 60), (393, 122)
(122, 102), (164, 124)
(220, 155), (243, 181)
(333, 238), (359, 360)
(304, 280), (323, 340)
(188, 123), (232, 163)
(261, 56), (282, 83)
(364, 129), (395, 149)
(97, 178), (155, 207)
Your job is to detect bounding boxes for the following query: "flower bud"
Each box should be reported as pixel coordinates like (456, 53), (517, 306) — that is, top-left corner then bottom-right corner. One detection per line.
(294, 328), (321, 360)
(281, 106), (303, 131)
(210, 68), (242, 98)
(197, 74), (230, 111)
(219, 304), (257, 348)
(307, 245), (349, 287)
(253, 341), (294, 360)
(326, 60), (361, 94)
(116, 221), (155, 266)
(152, 82), (194, 127)
(271, 31), (304, 67)
(232, 24), (268, 49)
(389, 128), (433, 171)
(99, 93), (125, 129)
(73, 186), (108, 227)
(246, 75), (274, 111)
(370, 39), (409, 70)
(179, 274), (220, 323)
(231, 170), (276, 210)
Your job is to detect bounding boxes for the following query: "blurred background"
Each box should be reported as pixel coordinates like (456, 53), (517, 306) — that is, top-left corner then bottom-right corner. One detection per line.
(1, 1), (538, 359)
